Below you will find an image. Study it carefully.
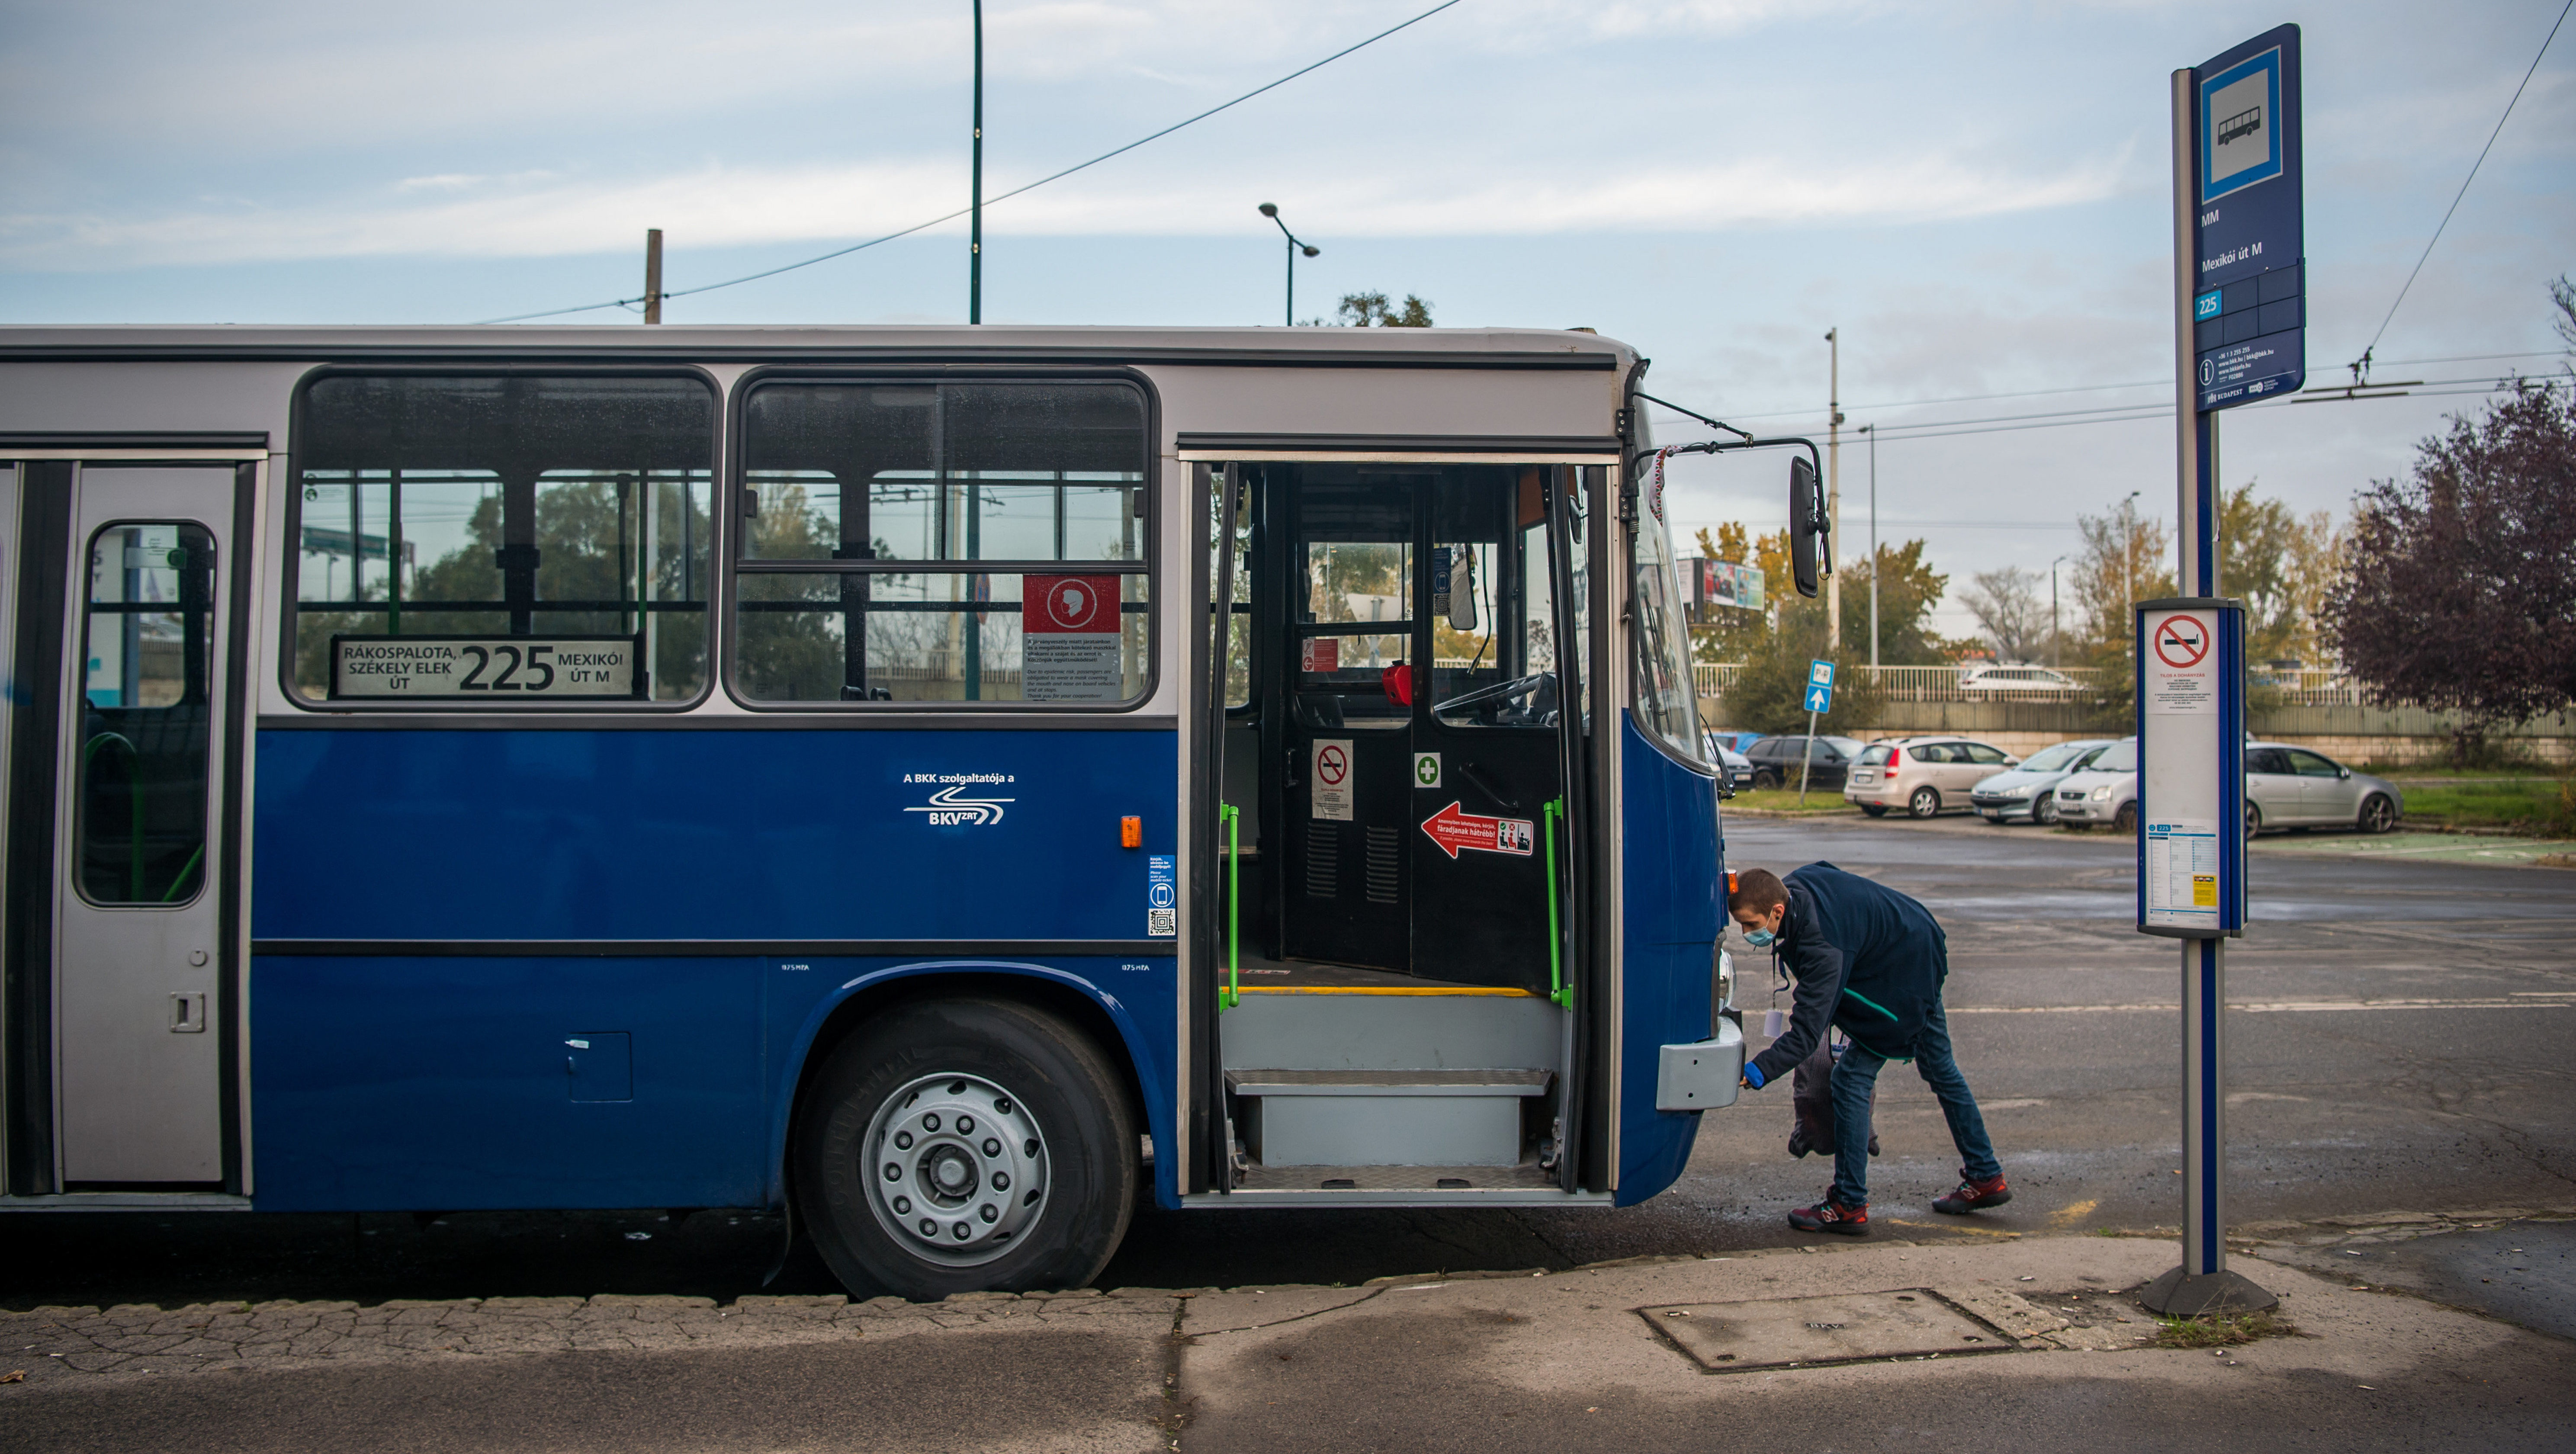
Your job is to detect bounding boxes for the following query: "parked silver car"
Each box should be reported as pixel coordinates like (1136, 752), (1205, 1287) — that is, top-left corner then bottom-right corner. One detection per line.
(1969, 738), (2118, 825)
(2246, 743), (2403, 835)
(2055, 739), (2404, 837)
(1844, 735), (2020, 818)
(2051, 737), (2139, 832)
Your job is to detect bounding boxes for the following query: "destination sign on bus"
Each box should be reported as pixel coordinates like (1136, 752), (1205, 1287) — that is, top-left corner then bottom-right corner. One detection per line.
(331, 635), (645, 699)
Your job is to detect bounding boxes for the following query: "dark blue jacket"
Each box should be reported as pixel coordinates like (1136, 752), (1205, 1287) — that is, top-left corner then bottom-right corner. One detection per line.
(1747, 862), (1949, 1082)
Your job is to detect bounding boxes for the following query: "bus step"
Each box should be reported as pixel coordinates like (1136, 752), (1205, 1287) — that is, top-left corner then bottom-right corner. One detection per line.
(1233, 1162), (1558, 1193)
(1224, 1069), (1549, 1170)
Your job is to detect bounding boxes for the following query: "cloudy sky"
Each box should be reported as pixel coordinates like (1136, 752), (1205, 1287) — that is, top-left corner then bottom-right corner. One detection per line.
(4, 0), (2568, 636)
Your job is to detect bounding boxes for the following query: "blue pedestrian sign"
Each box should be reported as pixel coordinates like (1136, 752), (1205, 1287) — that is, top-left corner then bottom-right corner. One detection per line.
(2190, 24), (2303, 411)
(1803, 683), (1833, 714)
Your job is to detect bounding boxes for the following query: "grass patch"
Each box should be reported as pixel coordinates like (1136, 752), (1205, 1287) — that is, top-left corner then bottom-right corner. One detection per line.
(2388, 777), (2573, 835)
(2152, 1310), (2300, 1348)
(1725, 789), (1863, 815)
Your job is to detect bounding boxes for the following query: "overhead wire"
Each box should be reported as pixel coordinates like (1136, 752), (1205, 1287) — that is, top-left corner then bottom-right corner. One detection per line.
(477, 0), (1466, 324)
(2351, 0), (2572, 371)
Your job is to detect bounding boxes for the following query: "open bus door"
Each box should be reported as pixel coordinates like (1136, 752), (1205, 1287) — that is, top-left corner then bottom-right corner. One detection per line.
(1191, 461), (1601, 1200)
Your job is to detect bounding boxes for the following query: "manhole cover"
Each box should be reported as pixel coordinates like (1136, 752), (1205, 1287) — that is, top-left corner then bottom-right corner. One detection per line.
(1639, 1290), (2012, 1372)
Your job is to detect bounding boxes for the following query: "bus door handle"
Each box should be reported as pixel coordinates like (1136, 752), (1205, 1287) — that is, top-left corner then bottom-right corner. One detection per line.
(1459, 761), (1517, 810)
(1543, 798), (1572, 1009)
(1285, 745), (1303, 788)
(1218, 803), (1242, 1011)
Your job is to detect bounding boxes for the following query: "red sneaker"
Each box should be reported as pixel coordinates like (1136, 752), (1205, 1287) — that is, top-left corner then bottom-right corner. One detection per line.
(1934, 1172), (2011, 1215)
(1787, 1198), (1869, 1236)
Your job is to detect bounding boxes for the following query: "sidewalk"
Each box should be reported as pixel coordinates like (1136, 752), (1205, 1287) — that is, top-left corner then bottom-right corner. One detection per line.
(6, 1215), (2570, 1452)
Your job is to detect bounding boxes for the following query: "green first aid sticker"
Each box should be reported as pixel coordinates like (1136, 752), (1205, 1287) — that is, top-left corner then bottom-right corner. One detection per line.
(1413, 752), (1441, 788)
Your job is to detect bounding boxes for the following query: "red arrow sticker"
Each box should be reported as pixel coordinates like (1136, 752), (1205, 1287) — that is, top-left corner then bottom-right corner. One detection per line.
(1420, 801), (1536, 860)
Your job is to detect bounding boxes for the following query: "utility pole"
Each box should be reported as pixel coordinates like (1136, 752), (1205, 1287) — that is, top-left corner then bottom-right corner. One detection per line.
(643, 229), (663, 324)
(1824, 329), (1844, 648)
(970, 0), (983, 324)
(1862, 422), (1878, 668)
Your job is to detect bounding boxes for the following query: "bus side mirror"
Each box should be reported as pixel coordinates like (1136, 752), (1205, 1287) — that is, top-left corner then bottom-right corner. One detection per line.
(1788, 456), (1826, 598)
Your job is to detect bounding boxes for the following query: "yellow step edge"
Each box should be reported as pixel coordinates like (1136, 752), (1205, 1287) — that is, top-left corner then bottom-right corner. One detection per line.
(1234, 985), (1537, 997)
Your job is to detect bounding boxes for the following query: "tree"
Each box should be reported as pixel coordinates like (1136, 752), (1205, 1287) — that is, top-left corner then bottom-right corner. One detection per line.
(1712, 588), (1883, 736)
(2323, 380), (2576, 760)
(2068, 503), (2175, 658)
(2216, 481), (2306, 663)
(2554, 273), (2575, 354)
(1836, 539), (1963, 664)
(2277, 507), (2348, 668)
(1959, 566), (2048, 663)
(1334, 292), (1433, 327)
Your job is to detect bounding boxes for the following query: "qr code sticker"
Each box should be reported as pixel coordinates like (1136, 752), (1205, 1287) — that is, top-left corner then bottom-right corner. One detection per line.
(1148, 907), (1177, 937)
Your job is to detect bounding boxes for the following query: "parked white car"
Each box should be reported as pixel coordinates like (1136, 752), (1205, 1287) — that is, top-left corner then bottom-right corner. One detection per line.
(1958, 664), (2084, 694)
(2051, 737), (2139, 832)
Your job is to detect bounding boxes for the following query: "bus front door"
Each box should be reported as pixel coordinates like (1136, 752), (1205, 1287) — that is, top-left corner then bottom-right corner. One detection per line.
(1410, 468), (1567, 995)
(1277, 477), (1415, 972)
(1267, 465), (1571, 995)
(7, 465), (240, 1189)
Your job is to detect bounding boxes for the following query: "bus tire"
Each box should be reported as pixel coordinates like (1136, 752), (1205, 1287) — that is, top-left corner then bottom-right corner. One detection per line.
(794, 996), (1137, 1300)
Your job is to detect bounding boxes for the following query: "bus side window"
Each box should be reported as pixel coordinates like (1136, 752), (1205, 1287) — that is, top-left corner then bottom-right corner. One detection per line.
(76, 522), (215, 905)
(289, 373), (718, 706)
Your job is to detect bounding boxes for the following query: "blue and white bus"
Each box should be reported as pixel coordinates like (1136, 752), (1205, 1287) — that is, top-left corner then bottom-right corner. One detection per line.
(0, 324), (1793, 1297)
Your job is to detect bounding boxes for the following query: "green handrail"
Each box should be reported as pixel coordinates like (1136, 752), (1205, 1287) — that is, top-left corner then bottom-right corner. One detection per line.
(1218, 802), (1241, 1010)
(81, 732), (145, 900)
(1542, 797), (1571, 1008)
(161, 843), (205, 904)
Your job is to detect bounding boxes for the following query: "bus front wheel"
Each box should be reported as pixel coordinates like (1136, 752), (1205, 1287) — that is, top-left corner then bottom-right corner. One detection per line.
(795, 997), (1137, 1300)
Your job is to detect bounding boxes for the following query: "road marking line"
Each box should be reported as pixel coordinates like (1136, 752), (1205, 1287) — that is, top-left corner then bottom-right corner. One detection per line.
(2049, 1199), (2099, 1227)
(1949, 998), (2574, 1014)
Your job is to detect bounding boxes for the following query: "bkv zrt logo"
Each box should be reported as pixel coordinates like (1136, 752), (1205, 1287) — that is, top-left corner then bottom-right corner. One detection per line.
(904, 783), (1016, 826)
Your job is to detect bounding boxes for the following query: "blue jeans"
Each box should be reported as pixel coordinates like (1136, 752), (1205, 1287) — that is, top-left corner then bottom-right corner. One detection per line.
(1829, 998), (2000, 1209)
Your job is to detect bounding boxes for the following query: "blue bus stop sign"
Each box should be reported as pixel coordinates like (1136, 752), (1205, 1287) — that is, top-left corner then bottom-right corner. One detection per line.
(2191, 24), (2303, 411)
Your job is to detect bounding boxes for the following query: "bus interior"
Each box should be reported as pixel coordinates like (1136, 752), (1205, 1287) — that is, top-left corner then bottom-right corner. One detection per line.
(1208, 461), (1590, 1196)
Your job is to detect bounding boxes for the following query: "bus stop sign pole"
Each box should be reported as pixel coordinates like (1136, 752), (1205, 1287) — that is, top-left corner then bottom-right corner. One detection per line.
(2138, 23), (2301, 1318)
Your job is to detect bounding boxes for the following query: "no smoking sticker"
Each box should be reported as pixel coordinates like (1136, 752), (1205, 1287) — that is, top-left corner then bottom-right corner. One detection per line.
(2154, 616), (2211, 669)
(2145, 609), (2218, 716)
(1310, 738), (1354, 822)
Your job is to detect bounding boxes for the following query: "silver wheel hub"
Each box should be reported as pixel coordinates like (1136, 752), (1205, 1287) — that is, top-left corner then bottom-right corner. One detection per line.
(861, 1072), (1050, 1268)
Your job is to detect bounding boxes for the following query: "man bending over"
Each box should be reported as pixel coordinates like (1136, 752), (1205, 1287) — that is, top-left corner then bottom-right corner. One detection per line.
(1730, 863), (2008, 1236)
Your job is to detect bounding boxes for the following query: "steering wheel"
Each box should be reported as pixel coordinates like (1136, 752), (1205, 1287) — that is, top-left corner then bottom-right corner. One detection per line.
(1433, 671), (1557, 725)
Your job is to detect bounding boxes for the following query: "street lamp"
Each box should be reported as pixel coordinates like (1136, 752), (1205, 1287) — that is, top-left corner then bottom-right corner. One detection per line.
(1257, 202), (1320, 327)
(2049, 555), (2067, 668)
(2120, 490), (2142, 644)
(1865, 423), (1878, 669)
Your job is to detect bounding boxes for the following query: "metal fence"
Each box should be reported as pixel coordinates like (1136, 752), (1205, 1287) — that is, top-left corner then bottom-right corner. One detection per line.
(1691, 663), (2368, 707)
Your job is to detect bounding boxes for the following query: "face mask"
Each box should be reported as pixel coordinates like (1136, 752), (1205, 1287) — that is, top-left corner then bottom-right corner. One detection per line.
(1743, 927), (1776, 950)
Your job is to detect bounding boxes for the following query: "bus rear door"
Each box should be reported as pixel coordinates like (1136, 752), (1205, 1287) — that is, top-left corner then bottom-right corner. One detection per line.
(6, 462), (244, 1192)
